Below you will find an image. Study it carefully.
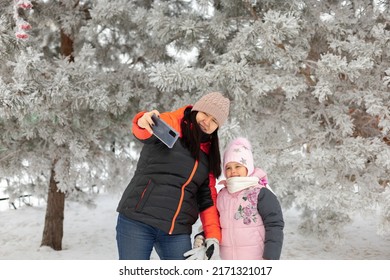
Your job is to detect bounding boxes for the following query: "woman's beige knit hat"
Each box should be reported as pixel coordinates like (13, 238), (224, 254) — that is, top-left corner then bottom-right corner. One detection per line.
(191, 92), (230, 126)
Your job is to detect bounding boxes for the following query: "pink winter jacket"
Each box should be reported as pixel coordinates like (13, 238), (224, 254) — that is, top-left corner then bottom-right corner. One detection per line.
(217, 168), (284, 260)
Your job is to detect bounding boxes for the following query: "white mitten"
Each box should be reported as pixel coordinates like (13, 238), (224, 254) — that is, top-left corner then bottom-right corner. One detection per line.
(183, 246), (206, 260)
(204, 238), (221, 260)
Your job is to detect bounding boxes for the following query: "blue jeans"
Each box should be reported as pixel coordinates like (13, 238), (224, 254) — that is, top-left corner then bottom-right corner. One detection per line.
(116, 213), (191, 260)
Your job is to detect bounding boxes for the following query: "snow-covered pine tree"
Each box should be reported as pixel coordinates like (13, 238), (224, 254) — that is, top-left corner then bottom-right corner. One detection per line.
(0, 0), (160, 250)
(237, 0), (390, 239)
(1, 0), (389, 251)
(146, 0), (390, 240)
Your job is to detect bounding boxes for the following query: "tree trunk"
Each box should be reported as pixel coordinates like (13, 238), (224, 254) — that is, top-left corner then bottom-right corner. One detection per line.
(40, 14), (75, 251)
(41, 160), (65, 250)
(60, 29), (74, 62)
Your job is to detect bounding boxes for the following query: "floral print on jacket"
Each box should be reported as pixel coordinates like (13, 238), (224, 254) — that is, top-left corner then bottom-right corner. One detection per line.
(234, 187), (261, 225)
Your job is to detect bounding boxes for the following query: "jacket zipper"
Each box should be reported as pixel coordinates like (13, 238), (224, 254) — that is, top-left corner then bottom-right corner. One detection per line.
(135, 179), (151, 210)
(169, 160), (199, 234)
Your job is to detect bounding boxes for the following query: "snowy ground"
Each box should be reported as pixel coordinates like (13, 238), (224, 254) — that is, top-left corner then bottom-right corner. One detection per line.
(1, 192), (389, 260)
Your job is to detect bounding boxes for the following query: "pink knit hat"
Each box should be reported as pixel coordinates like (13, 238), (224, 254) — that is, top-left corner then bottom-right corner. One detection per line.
(223, 137), (254, 177)
(191, 92), (230, 126)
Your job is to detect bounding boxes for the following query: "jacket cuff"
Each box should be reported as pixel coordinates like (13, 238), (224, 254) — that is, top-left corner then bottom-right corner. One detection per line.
(200, 206), (222, 243)
(132, 111), (152, 140)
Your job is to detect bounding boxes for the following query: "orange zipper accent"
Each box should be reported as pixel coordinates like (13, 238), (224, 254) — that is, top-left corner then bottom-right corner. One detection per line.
(135, 179), (151, 210)
(169, 160), (199, 234)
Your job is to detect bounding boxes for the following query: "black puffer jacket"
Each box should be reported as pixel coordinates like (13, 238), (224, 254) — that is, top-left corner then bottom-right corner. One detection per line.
(116, 106), (218, 236)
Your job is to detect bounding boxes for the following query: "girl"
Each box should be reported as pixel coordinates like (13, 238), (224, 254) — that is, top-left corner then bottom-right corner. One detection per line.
(186, 137), (284, 260)
(218, 137), (284, 259)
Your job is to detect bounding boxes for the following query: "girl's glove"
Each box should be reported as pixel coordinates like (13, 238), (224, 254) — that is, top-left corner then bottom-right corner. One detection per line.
(183, 237), (221, 260)
(183, 246), (206, 260)
(204, 238), (221, 260)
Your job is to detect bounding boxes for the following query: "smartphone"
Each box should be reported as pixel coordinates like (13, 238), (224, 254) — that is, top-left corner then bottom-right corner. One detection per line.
(151, 114), (179, 148)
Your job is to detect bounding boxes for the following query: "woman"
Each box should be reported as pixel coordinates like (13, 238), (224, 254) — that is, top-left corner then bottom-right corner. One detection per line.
(116, 92), (230, 260)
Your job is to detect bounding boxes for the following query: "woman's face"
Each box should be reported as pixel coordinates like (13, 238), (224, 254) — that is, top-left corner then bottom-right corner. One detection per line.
(195, 111), (219, 134)
(225, 162), (248, 178)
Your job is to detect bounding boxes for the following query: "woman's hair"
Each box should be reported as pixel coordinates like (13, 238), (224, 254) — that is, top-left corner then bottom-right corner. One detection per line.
(181, 108), (222, 177)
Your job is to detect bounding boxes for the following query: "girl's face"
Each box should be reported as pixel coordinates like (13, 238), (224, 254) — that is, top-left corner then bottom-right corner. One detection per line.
(225, 162), (248, 178)
(196, 111), (219, 134)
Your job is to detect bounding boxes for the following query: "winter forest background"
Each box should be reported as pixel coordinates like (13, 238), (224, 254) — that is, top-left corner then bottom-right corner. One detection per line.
(0, 0), (390, 255)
